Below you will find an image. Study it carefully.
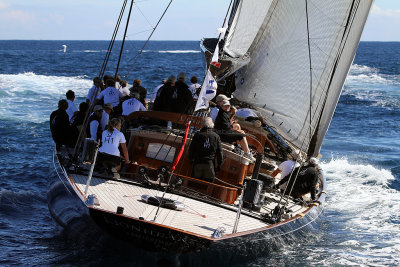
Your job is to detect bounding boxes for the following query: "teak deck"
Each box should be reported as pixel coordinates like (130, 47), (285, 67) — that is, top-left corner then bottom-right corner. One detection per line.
(69, 174), (307, 238)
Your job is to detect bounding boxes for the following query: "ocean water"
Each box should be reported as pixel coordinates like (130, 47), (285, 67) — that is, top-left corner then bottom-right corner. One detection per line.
(0, 40), (399, 266)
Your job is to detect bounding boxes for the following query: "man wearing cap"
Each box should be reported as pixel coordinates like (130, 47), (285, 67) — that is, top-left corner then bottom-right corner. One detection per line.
(210, 94), (230, 122)
(96, 78), (123, 107)
(169, 72), (193, 114)
(100, 103), (113, 131)
(122, 92), (147, 116)
(214, 99), (256, 161)
(275, 157), (319, 201)
(87, 105), (103, 141)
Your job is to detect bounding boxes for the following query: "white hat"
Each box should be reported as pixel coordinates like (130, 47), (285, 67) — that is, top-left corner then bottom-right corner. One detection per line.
(221, 99), (231, 106)
(309, 157), (319, 166)
(216, 94), (230, 102)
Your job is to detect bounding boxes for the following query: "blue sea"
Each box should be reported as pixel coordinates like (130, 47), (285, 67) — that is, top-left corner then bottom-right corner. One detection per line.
(0, 40), (399, 266)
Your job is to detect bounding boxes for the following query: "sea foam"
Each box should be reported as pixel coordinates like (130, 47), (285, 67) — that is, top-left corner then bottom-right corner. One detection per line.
(0, 72), (91, 123)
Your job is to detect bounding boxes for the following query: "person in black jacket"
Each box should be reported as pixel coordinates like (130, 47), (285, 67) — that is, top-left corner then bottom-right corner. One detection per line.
(276, 157), (319, 201)
(171, 72), (194, 114)
(188, 117), (224, 183)
(129, 79), (147, 108)
(214, 100), (255, 161)
(50, 99), (75, 151)
(153, 75), (176, 112)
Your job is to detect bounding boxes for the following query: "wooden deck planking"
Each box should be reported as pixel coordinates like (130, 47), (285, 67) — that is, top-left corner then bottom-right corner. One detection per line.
(70, 174), (270, 237)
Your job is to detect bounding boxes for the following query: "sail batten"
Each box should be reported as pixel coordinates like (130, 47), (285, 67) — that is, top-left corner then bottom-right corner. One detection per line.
(227, 0), (373, 155)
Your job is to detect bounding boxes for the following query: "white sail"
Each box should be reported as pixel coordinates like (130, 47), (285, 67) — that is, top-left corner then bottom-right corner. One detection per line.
(231, 0), (373, 155)
(223, 0), (273, 58)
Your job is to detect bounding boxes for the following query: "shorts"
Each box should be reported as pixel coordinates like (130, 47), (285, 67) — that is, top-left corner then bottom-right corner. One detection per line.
(97, 152), (121, 167)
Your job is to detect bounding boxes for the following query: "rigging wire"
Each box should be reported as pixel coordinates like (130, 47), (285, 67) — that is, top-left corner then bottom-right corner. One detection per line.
(278, 0), (361, 211)
(72, 0), (128, 160)
(123, 0), (174, 80)
(115, 0), (135, 78)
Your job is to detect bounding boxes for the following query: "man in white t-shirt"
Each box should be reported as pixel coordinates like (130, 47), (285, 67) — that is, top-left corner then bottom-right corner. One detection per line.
(117, 80), (130, 96)
(86, 77), (103, 105)
(122, 92), (147, 116)
(66, 90), (78, 121)
(188, 76), (201, 100)
(271, 150), (302, 189)
(87, 105), (103, 141)
(100, 103), (113, 131)
(210, 94), (230, 122)
(96, 79), (123, 107)
(150, 79), (166, 102)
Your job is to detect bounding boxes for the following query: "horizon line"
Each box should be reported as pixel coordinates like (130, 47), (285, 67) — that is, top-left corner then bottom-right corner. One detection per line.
(0, 39), (399, 42)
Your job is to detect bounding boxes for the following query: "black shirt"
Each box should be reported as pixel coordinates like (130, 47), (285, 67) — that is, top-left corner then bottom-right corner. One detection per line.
(188, 127), (224, 168)
(214, 108), (232, 131)
(278, 165), (319, 200)
(50, 108), (74, 144)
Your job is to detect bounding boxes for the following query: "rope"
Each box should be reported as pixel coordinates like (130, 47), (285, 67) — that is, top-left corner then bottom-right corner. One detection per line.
(115, 0), (135, 78)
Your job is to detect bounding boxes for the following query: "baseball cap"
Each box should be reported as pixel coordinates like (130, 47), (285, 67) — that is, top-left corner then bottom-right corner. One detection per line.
(222, 99), (230, 106)
(216, 94), (230, 102)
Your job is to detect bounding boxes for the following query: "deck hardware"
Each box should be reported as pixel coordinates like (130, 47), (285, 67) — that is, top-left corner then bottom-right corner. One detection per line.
(116, 206), (124, 214)
(85, 194), (99, 206)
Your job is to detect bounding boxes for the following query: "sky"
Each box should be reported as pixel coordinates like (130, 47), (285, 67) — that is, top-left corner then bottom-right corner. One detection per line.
(0, 0), (399, 41)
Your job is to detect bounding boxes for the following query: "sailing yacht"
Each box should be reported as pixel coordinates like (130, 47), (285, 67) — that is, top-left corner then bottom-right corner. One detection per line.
(49, 0), (374, 252)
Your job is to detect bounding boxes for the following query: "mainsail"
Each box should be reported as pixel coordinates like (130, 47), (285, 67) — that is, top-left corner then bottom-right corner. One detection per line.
(223, 0), (373, 156)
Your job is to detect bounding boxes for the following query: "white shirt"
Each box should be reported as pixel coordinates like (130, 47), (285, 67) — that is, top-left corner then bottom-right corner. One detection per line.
(97, 86), (123, 107)
(236, 108), (260, 119)
(100, 110), (109, 131)
(116, 82), (130, 96)
(122, 98), (147, 116)
(87, 85), (101, 105)
(210, 107), (219, 122)
(188, 83), (201, 100)
(89, 116), (100, 140)
(98, 128), (126, 157)
(66, 99), (78, 121)
(150, 84), (164, 102)
(278, 160), (300, 179)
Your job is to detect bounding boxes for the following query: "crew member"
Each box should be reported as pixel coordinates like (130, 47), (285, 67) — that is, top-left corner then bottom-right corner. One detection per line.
(97, 118), (131, 178)
(275, 157), (319, 201)
(214, 100), (255, 161)
(50, 99), (75, 151)
(87, 105), (103, 141)
(65, 90), (78, 121)
(188, 117), (224, 183)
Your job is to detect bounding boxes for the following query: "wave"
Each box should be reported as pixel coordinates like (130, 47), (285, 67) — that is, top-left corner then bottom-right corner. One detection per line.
(347, 64), (400, 85)
(317, 158), (400, 265)
(0, 72), (92, 123)
(0, 189), (45, 210)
